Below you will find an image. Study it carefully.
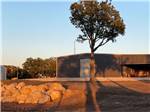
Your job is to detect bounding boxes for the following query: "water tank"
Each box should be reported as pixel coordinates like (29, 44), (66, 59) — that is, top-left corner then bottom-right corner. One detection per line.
(0, 66), (7, 80)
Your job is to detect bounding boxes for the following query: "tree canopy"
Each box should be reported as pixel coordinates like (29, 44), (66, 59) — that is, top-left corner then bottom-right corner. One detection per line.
(70, 0), (125, 53)
(22, 57), (56, 78)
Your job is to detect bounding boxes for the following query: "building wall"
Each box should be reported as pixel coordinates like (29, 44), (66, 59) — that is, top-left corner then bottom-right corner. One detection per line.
(57, 53), (150, 77)
(121, 54), (150, 64)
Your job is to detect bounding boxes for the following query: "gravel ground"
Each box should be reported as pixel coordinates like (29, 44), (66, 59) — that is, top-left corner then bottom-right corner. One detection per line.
(1, 80), (150, 112)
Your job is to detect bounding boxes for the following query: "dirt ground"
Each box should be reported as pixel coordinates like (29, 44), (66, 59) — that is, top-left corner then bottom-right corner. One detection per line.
(1, 79), (150, 112)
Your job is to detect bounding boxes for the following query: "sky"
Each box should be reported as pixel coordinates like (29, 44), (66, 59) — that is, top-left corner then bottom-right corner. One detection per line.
(1, 0), (150, 67)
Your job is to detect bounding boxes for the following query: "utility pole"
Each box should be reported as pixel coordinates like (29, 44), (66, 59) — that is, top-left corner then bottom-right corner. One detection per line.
(17, 67), (18, 79)
(74, 39), (76, 54)
(56, 57), (58, 77)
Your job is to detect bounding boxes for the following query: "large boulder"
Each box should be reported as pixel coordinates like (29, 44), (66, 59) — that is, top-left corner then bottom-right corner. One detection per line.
(27, 91), (50, 104)
(4, 83), (18, 95)
(1, 89), (12, 97)
(16, 82), (25, 90)
(31, 85), (48, 93)
(48, 83), (65, 92)
(5, 83), (17, 90)
(48, 90), (62, 101)
(12, 89), (21, 99)
(20, 85), (32, 95)
(38, 95), (51, 104)
(17, 94), (28, 104)
(25, 96), (34, 104)
(38, 84), (49, 91)
(1, 96), (16, 103)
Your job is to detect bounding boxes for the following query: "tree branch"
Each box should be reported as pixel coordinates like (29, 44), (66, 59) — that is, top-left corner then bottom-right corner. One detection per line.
(93, 38), (109, 52)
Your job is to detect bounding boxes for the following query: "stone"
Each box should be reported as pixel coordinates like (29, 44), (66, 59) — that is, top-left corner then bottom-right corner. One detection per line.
(31, 85), (48, 93)
(4, 83), (18, 96)
(2, 96), (16, 103)
(16, 82), (25, 90)
(28, 91), (46, 104)
(50, 90), (62, 101)
(38, 95), (50, 104)
(25, 97), (33, 104)
(38, 84), (49, 91)
(48, 83), (65, 93)
(1, 86), (6, 93)
(12, 90), (21, 98)
(1, 89), (12, 97)
(17, 94), (28, 104)
(1, 82), (67, 104)
(21, 86), (32, 95)
(6, 83), (17, 90)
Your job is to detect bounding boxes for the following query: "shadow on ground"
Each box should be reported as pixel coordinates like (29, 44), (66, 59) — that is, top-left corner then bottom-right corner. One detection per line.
(85, 81), (150, 112)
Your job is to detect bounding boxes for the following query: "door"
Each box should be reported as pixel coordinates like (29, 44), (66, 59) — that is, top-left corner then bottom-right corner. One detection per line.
(80, 59), (90, 79)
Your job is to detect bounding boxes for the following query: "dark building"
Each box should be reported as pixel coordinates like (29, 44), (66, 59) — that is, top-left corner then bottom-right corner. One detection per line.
(57, 53), (150, 77)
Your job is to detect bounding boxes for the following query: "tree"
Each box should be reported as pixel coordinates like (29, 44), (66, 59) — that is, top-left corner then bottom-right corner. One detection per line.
(4, 65), (31, 79)
(70, 0), (125, 82)
(22, 57), (56, 78)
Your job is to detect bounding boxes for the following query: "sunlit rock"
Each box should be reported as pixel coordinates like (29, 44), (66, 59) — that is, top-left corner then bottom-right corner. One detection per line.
(50, 90), (62, 101)
(6, 83), (17, 90)
(17, 94), (28, 104)
(38, 95), (50, 104)
(16, 82), (25, 90)
(21, 86), (32, 95)
(48, 83), (66, 93)
(2, 96), (16, 103)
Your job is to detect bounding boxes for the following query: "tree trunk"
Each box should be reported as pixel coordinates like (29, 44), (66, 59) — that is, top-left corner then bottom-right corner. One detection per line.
(90, 50), (100, 112)
(90, 50), (96, 83)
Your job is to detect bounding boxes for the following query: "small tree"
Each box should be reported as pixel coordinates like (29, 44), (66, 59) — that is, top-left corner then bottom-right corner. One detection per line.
(70, 0), (125, 82)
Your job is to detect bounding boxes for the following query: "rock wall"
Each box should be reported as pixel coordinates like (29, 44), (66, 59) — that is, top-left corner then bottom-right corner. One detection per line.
(1, 82), (86, 107)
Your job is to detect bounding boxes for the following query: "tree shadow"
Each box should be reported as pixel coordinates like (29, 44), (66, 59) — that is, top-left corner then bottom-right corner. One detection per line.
(95, 81), (150, 112)
(85, 81), (101, 112)
(95, 54), (121, 77)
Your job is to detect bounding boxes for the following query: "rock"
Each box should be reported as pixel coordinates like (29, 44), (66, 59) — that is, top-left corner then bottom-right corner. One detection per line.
(16, 82), (25, 90)
(21, 86), (32, 95)
(1, 86), (6, 93)
(48, 83), (65, 93)
(1, 82), (66, 104)
(39, 84), (49, 91)
(1, 89), (12, 97)
(2, 96), (16, 103)
(49, 90), (62, 101)
(8, 83), (17, 88)
(38, 95), (50, 104)
(25, 97), (33, 104)
(12, 90), (21, 98)
(27, 91), (48, 104)
(1, 86), (18, 97)
(5, 83), (17, 90)
(31, 85), (48, 93)
(17, 94), (28, 104)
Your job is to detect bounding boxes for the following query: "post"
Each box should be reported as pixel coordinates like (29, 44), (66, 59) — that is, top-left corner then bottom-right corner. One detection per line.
(74, 39), (76, 54)
(17, 67), (18, 79)
(56, 57), (58, 77)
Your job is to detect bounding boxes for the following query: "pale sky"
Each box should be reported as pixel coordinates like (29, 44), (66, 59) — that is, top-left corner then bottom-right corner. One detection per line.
(1, 0), (150, 67)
